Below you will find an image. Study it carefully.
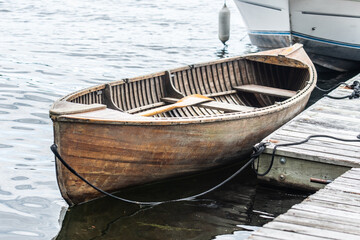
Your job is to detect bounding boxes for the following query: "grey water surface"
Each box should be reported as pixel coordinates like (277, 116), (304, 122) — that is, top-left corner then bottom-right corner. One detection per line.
(1, 0), (350, 239)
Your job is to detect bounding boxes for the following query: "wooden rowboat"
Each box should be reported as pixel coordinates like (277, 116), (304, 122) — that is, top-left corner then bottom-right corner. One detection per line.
(50, 44), (317, 206)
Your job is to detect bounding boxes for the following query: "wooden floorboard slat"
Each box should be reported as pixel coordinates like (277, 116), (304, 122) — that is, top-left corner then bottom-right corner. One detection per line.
(265, 147), (360, 167)
(269, 129), (360, 148)
(264, 221), (360, 240)
(282, 121), (360, 137)
(309, 194), (360, 208)
(292, 202), (360, 221)
(246, 169), (360, 239)
(245, 74), (360, 239)
(267, 137), (360, 157)
(252, 228), (329, 240)
(247, 235), (281, 240)
(265, 135), (360, 158)
(285, 208), (360, 227)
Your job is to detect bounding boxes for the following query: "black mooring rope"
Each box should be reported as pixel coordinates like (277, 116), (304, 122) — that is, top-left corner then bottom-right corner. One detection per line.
(317, 81), (360, 100)
(51, 144), (160, 205)
(252, 134), (360, 176)
(51, 144), (265, 206)
(51, 132), (360, 205)
(315, 82), (350, 92)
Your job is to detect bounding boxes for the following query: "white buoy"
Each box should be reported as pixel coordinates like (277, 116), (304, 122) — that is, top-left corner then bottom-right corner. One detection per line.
(218, 2), (230, 44)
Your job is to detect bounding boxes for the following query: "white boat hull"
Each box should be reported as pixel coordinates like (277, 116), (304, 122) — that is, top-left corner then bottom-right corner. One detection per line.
(234, 0), (360, 71)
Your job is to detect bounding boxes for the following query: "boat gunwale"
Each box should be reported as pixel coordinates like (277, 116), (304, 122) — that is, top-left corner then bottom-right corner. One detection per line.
(50, 48), (317, 126)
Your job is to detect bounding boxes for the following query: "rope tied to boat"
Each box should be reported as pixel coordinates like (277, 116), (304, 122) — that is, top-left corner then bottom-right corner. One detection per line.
(252, 134), (360, 177)
(316, 81), (360, 100)
(51, 144), (160, 206)
(51, 134), (360, 206)
(50, 143), (266, 206)
(349, 81), (360, 99)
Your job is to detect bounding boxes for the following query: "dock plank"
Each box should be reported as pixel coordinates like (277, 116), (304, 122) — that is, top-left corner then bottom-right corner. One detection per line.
(299, 111), (360, 126)
(247, 236), (281, 240)
(246, 168), (360, 239)
(265, 135), (360, 158)
(316, 97), (360, 112)
(245, 73), (360, 239)
(309, 193), (360, 208)
(264, 221), (360, 240)
(258, 74), (360, 185)
(263, 146), (360, 167)
(342, 171), (360, 180)
(292, 203), (360, 222)
(269, 130), (360, 148)
(301, 198), (360, 213)
(267, 136), (360, 157)
(326, 183), (360, 195)
(285, 208), (360, 227)
(309, 105), (360, 119)
(279, 122), (360, 140)
(251, 228), (328, 240)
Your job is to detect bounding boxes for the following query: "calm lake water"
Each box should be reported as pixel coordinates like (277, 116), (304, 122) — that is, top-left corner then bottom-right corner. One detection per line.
(0, 0), (356, 239)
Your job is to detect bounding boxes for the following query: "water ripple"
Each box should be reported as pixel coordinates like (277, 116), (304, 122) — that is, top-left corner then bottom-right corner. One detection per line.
(11, 176), (29, 181)
(15, 185), (35, 190)
(0, 188), (12, 196)
(0, 144), (13, 148)
(35, 70), (64, 76)
(13, 118), (48, 125)
(0, 104), (18, 110)
(0, 83), (18, 88)
(31, 113), (49, 119)
(23, 95), (53, 102)
(11, 126), (34, 131)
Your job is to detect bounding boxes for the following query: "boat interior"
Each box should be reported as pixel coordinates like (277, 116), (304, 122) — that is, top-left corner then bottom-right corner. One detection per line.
(66, 57), (310, 118)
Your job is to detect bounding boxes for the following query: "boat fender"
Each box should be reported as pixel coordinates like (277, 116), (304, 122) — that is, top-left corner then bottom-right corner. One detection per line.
(218, 3), (230, 44)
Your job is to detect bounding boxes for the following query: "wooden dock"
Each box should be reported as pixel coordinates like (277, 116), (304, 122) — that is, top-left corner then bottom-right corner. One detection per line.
(255, 73), (360, 191)
(247, 168), (360, 240)
(245, 73), (360, 239)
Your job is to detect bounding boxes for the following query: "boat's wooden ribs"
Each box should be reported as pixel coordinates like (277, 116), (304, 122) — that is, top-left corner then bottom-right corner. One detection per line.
(69, 89), (104, 105)
(142, 59), (260, 117)
(67, 57), (309, 118)
(172, 61), (243, 96)
(233, 84), (297, 98)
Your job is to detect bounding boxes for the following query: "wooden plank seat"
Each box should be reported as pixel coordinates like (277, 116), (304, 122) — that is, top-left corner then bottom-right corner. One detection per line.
(233, 84), (297, 98)
(161, 97), (255, 113)
(50, 101), (106, 116)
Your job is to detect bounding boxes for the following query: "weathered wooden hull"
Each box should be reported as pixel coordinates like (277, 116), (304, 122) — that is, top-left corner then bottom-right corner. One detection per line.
(50, 44), (317, 206)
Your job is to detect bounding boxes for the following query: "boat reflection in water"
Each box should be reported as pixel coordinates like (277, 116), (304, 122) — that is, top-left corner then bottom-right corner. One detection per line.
(54, 165), (307, 240)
